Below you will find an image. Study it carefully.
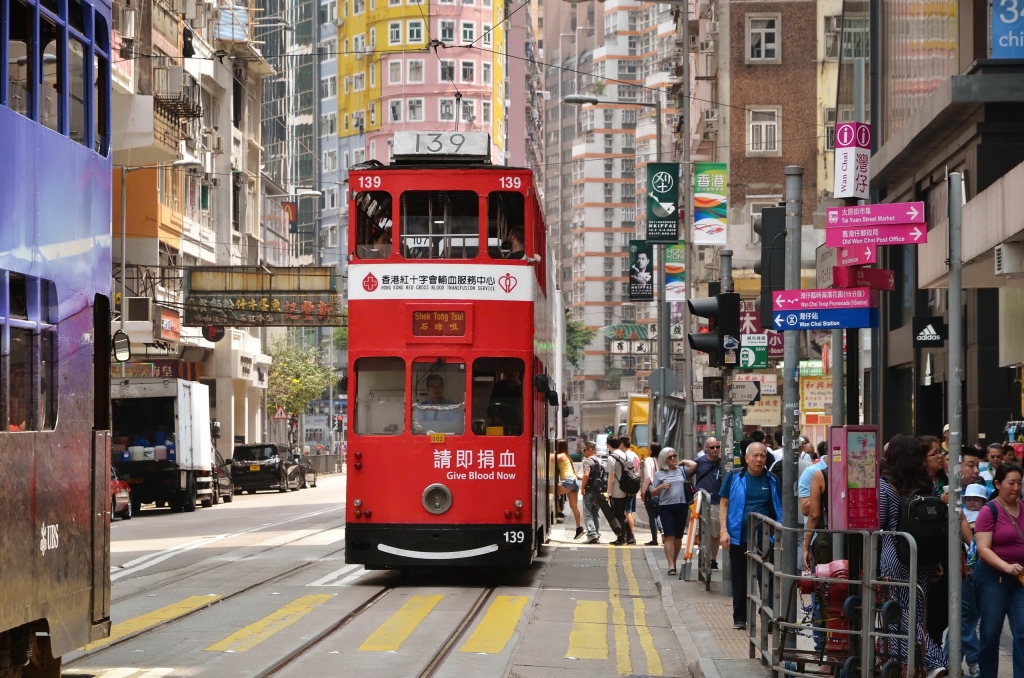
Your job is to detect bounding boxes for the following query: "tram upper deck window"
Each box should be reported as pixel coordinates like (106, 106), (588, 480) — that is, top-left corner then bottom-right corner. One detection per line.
(3, 273), (58, 432)
(412, 360), (465, 435)
(488, 192), (526, 259)
(471, 358), (524, 436)
(401, 191), (479, 259)
(354, 191), (394, 259)
(40, 17), (63, 134)
(354, 357), (405, 435)
(8, 0), (33, 119)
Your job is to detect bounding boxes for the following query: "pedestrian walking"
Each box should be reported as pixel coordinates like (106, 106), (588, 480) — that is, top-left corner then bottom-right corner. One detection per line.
(802, 458), (829, 653)
(641, 442), (664, 546)
(618, 436), (640, 542)
(608, 436), (640, 546)
(878, 434), (947, 677)
(693, 437), (725, 569)
(981, 442), (1006, 495)
(651, 447), (696, 576)
(718, 442), (782, 629)
(579, 442), (611, 543)
(556, 439), (583, 540)
(973, 462), (1024, 678)
(919, 434), (949, 649)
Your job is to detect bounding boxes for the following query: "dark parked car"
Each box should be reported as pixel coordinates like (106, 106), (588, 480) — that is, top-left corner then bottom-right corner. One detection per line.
(294, 454), (318, 489)
(111, 467), (132, 520)
(232, 444), (301, 493)
(208, 450), (234, 505)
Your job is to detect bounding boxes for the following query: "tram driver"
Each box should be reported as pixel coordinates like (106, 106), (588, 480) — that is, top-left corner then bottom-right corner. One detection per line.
(412, 375), (463, 433)
(505, 227), (526, 260)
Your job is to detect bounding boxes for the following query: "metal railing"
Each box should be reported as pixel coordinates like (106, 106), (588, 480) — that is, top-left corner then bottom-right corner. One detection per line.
(742, 514), (922, 678)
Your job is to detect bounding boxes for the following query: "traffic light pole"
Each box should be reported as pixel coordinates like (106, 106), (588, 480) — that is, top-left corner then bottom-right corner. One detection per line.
(720, 251), (735, 456)
(781, 166), (803, 627)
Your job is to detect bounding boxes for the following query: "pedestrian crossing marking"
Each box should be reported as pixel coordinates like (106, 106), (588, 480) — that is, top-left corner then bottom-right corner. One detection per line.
(80, 596), (221, 651)
(623, 551), (663, 676)
(458, 595), (528, 654)
(307, 564), (359, 586)
(206, 594), (333, 652)
(306, 564), (368, 586)
(565, 600), (609, 660)
(607, 548), (632, 675)
(67, 669), (176, 678)
(359, 594), (444, 652)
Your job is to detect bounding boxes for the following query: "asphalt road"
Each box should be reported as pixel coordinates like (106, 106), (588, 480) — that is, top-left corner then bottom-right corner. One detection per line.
(63, 474), (688, 678)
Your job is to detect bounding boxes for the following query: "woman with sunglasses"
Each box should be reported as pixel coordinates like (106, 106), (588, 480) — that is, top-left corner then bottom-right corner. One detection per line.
(651, 447), (697, 576)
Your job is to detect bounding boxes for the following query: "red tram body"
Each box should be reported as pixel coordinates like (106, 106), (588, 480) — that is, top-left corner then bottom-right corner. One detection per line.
(345, 132), (556, 569)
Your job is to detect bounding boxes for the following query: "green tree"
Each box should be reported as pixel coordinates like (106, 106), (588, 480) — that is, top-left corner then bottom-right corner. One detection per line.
(333, 326), (348, 351)
(266, 339), (335, 415)
(565, 317), (598, 369)
(603, 367), (623, 390)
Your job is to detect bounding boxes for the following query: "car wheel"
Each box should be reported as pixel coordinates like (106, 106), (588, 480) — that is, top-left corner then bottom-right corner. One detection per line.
(121, 498), (132, 520)
(311, 472), (317, 488)
(131, 497), (142, 515)
(223, 486), (234, 503)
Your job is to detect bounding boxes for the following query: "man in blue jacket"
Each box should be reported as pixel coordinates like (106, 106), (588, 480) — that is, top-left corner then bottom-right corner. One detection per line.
(718, 442), (783, 629)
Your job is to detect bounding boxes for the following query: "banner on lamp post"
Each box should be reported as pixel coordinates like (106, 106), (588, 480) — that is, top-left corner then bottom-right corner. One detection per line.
(628, 240), (654, 302)
(665, 243), (686, 301)
(646, 163), (680, 243)
(693, 162), (728, 245)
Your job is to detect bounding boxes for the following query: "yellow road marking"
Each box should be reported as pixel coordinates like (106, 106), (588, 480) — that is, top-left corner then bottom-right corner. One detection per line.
(80, 595), (221, 651)
(205, 594), (333, 652)
(459, 595), (529, 654)
(359, 594), (444, 652)
(607, 547), (632, 674)
(565, 600), (609, 660)
(623, 552), (664, 676)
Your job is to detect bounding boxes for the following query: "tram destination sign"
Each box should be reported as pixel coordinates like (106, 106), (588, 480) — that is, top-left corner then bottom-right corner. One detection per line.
(412, 310), (467, 337)
(392, 131), (490, 159)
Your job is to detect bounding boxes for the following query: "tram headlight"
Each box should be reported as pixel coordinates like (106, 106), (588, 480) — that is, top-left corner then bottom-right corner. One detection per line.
(422, 483), (453, 515)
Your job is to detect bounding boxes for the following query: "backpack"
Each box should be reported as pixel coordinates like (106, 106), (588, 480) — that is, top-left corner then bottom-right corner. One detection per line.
(886, 477), (948, 565)
(611, 452), (643, 495)
(585, 457), (608, 494)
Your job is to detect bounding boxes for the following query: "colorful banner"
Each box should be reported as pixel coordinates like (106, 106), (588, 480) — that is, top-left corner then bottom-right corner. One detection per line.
(693, 162), (728, 245)
(645, 163), (680, 242)
(628, 240), (654, 302)
(665, 243), (686, 301)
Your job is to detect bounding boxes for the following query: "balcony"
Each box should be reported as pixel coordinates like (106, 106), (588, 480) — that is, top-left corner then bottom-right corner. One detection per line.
(153, 66), (203, 120)
(113, 94), (181, 166)
(214, 0), (275, 76)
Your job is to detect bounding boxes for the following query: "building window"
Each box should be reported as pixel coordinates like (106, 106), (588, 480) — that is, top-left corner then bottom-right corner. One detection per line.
(389, 0), (400, 5)
(482, 24), (492, 46)
(320, 113), (337, 135)
(389, 21), (401, 44)
(604, 134), (614, 153)
(369, 63), (376, 88)
(482, 62), (492, 85)
(824, 108), (836, 150)
(408, 98), (424, 121)
(482, 101), (491, 123)
(353, 148), (365, 164)
(824, 16), (841, 59)
(747, 108), (779, 154)
(604, 209), (615, 227)
(353, 73), (365, 91)
(621, 183), (634, 200)
(353, 0), (364, 12)
(320, 75), (337, 98)
(369, 102), (377, 125)
(440, 98), (455, 121)
(324, 150), (337, 170)
(461, 22), (475, 43)
(326, 187), (338, 210)
(747, 15), (780, 62)
(440, 20), (455, 43)
(408, 20), (423, 43)
(389, 99), (402, 122)
(842, 17), (869, 59)
(604, 159), (614, 178)
(604, 183), (614, 202)
(389, 60), (402, 84)
(408, 59), (424, 82)
(439, 60), (455, 82)
(461, 60), (475, 82)
(461, 99), (476, 123)
(344, 76), (350, 93)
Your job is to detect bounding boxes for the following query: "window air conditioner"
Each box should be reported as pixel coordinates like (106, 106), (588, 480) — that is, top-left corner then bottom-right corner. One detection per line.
(995, 242), (1024, 275)
(125, 297), (153, 322)
(701, 131), (716, 142)
(122, 9), (137, 39)
(707, 21), (719, 35)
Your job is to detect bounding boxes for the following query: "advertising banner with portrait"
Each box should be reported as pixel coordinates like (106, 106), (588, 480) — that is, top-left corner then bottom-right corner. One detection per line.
(628, 240), (654, 302)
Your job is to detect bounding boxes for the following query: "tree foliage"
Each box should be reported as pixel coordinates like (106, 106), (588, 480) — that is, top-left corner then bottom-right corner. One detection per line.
(332, 306), (349, 351)
(566, 317), (598, 369)
(266, 339), (335, 415)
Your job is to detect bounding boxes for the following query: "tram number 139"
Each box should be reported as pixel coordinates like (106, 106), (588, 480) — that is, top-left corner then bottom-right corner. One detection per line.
(504, 530), (525, 544)
(499, 176), (522, 189)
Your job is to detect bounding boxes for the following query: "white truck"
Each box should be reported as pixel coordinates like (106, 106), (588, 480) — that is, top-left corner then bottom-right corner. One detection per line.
(111, 379), (215, 514)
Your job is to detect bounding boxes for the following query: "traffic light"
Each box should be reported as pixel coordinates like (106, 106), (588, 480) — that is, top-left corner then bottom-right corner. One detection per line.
(753, 205), (786, 330)
(687, 292), (741, 367)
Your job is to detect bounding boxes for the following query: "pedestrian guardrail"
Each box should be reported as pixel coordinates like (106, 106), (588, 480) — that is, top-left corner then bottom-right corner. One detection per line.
(742, 514), (921, 678)
(307, 453), (342, 475)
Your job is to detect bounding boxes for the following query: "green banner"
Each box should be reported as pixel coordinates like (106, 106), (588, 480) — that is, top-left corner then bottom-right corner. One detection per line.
(693, 162), (728, 245)
(646, 163), (680, 243)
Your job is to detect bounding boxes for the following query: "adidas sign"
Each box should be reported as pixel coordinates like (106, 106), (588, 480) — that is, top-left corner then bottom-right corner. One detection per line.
(913, 320), (945, 346)
(916, 324), (941, 341)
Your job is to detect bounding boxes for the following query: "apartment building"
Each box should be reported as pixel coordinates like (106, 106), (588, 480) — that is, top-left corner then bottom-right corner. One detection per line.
(111, 0), (273, 445)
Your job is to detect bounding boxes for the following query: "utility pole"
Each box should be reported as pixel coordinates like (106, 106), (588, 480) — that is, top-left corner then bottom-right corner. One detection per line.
(781, 166), (803, 619)
(946, 171), (964, 678)
(680, 0), (695, 461)
(720, 251), (734, 456)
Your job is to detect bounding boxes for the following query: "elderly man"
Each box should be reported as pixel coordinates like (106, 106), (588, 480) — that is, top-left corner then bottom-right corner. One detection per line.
(719, 442), (783, 629)
(694, 437), (725, 568)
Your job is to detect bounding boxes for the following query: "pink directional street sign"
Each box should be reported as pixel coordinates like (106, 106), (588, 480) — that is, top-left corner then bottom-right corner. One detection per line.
(773, 287), (878, 311)
(826, 202), (924, 228)
(826, 224), (927, 248)
(833, 266), (896, 292)
(838, 245), (877, 266)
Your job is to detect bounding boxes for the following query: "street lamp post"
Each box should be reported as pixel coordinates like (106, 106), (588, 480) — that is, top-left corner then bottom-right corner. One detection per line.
(564, 94), (672, 437)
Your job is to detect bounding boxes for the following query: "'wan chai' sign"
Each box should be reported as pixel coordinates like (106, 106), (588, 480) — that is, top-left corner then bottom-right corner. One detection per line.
(833, 122), (871, 200)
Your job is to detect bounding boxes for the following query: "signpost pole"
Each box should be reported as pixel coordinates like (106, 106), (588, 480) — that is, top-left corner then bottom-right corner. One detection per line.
(781, 166), (803, 628)
(947, 172), (964, 678)
(721, 250), (734, 457)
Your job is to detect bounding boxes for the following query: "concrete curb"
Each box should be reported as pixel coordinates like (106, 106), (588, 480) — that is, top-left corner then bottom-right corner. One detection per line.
(642, 546), (724, 678)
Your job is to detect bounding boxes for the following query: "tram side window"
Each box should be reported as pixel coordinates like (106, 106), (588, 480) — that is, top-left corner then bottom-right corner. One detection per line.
(487, 192), (526, 260)
(354, 357), (405, 435)
(4, 274), (58, 432)
(471, 358), (524, 436)
(401, 191), (479, 259)
(354, 191), (394, 259)
(69, 38), (87, 146)
(40, 18), (63, 134)
(412, 360), (466, 435)
(8, 0), (33, 119)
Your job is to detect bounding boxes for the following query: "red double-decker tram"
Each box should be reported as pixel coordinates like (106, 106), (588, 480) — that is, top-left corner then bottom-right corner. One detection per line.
(345, 132), (557, 570)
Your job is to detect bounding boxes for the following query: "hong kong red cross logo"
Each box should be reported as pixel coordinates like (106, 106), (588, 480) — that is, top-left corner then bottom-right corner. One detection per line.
(498, 273), (517, 294)
(362, 272), (378, 292)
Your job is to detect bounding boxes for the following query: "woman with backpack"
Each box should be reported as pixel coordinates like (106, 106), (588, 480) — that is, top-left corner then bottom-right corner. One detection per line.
(878, 434), (947, 677)
(973, 462), (1024, 678)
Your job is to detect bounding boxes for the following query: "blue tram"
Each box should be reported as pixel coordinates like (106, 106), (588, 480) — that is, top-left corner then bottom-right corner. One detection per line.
(0, 0), (114, 673)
